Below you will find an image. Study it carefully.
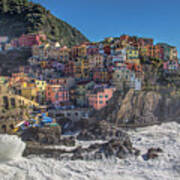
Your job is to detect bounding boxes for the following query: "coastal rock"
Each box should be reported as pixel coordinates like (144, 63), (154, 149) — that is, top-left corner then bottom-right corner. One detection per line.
(94, 89), (180, 126)
(143, 147), (163, 161)
(77, 120), (129, 141)
(59, 137), (76, 147)
(21, 126), (61, 145)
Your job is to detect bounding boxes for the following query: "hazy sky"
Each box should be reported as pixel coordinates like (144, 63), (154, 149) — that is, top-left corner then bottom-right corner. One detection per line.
(32, 0), (180, 57)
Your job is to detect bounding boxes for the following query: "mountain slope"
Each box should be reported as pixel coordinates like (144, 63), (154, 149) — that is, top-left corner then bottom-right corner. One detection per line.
(0, 0), (88, 47)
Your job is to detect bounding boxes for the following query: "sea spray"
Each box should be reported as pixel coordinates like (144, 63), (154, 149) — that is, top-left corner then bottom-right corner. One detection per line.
(0, 122), (179, 179)
(0, 135), (26, 161)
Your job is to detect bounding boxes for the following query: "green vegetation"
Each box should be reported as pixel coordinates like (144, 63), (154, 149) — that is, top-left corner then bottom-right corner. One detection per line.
(0, 48), (32, 76)
(0, 0), (88, 47)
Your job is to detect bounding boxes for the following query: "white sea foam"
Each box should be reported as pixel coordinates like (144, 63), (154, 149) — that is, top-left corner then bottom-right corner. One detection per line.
(0, 122), (180, 180)
(0, 135), (26, 162)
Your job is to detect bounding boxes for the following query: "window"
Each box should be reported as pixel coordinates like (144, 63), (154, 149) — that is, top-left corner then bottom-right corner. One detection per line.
(99, 101), (103, 104)
(55, 94), (59, 99)
(99, 95), (103, 98)
(105, 95), (108, 98)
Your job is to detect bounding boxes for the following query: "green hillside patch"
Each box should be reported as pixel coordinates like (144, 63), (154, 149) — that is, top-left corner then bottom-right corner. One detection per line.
(0, 0), (88, 47)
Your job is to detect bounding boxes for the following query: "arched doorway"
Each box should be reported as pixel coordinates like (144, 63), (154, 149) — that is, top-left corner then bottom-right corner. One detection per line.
(9, 124), (14, 130)
(3, 96), (9, 109)
(10, 98), (16, 108)
(1, 124), (7, 133)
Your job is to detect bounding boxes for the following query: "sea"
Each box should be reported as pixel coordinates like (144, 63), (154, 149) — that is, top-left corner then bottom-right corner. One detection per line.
(0, 122), (180, 180)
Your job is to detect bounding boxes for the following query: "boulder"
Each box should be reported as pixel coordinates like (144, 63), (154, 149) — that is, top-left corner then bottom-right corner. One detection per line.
(143, 147), (163, 161)
(21, 126), (61, 145)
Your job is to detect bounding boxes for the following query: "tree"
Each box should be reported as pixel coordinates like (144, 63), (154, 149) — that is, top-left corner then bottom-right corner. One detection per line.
(2, 0), (8, 13)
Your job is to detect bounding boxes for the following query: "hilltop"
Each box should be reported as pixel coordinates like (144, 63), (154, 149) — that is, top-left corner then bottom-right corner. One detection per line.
(0, 0), (88, 47)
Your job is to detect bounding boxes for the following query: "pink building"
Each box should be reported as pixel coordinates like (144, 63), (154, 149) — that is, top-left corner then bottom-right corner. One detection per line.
(87, 87), (116, 110)
(163, 60), (179, 71)
(138, 38), (154, 48)
(46, 84), (69, 105)
(64, 61), (75, 76)
(87, 45), (99, 56)
(88, 54), (104, 69)
(93, 68), (111, 83)
(0, 36), (8, 43)
(18, 34), (46, 47)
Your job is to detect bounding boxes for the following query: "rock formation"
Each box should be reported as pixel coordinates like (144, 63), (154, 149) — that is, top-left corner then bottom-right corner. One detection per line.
(94, 89), (180, 126)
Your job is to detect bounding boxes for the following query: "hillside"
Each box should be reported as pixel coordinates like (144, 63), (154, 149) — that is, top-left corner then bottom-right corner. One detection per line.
(0, 0), (88, 47)
(0, 48), (31, 75)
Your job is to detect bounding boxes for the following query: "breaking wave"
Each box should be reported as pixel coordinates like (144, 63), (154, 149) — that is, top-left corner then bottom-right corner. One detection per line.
(0, 135), (26, 162)
(0, 122), (180, 180)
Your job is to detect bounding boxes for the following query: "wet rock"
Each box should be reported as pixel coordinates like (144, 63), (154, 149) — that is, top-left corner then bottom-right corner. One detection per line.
(134, 149), (141, 156)
(77, 120), (129, 141)
(143, 147), (163, 160)
(21, 126), (61, 145)
(23, 120), (137, 160)
(59, 136), (75, 147)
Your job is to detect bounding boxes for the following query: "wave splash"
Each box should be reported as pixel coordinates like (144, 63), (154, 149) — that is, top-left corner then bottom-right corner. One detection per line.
(0, 134), (26, 162)
(0, 122), (180, 180)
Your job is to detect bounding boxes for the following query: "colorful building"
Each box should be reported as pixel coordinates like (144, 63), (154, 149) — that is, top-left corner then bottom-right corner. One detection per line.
(87, 45), (99, 56)
(170, 46), (178, 60)
(35, 80), (47, 91)
(78, 44), (88, 57)
(10, 73), (29, 86)
(88, 54), (104, 69)
(21, 86), (37, 101)
(74, 82), (95, 107)
(139, 45), (154, 57)
(45, 84), (69, 105)
(87, 86), (116, 110)
(112, 66), (135, 90)
(126, 46), (140, 65)
(49, 77), (75, 89)
(74, 58), (90, 81)
(59, 46), (70, 62)
(93, 68), (111, 83)
(18, 34), (46, 47)
(64, 61), (75, 76)
(163, 60), (179, 71)
(103, 45), (111, 55)
(138, 38), (154, 48)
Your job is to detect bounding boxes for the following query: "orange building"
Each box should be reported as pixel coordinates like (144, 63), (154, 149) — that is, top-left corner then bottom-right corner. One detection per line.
(87, 87), (116, 110)
(139, 45), (154, 57)
(45, 84), (69, 105)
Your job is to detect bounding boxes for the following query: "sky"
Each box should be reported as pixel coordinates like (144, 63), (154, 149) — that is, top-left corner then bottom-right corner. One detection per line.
(32, 0), (180, 57)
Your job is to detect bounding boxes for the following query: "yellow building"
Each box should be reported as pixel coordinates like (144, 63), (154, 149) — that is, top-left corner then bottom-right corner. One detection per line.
(59, 46), (70, 62)
(78, 44), (87, 57)
(126, 58), (140, 65)
(170, 47), (177, 60)
(35, 80), (47, 91)
(126, 47), (140, 65)
(40, 60), (48, 68)
(74, 58), (90, 80)
(21, 87), (37, 101)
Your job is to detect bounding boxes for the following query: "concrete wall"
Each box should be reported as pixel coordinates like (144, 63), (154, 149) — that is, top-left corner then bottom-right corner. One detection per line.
(0, 94), (39, 109)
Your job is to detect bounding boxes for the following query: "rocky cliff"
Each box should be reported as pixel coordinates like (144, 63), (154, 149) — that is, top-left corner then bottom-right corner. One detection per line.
(94, 89), (180, 126)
